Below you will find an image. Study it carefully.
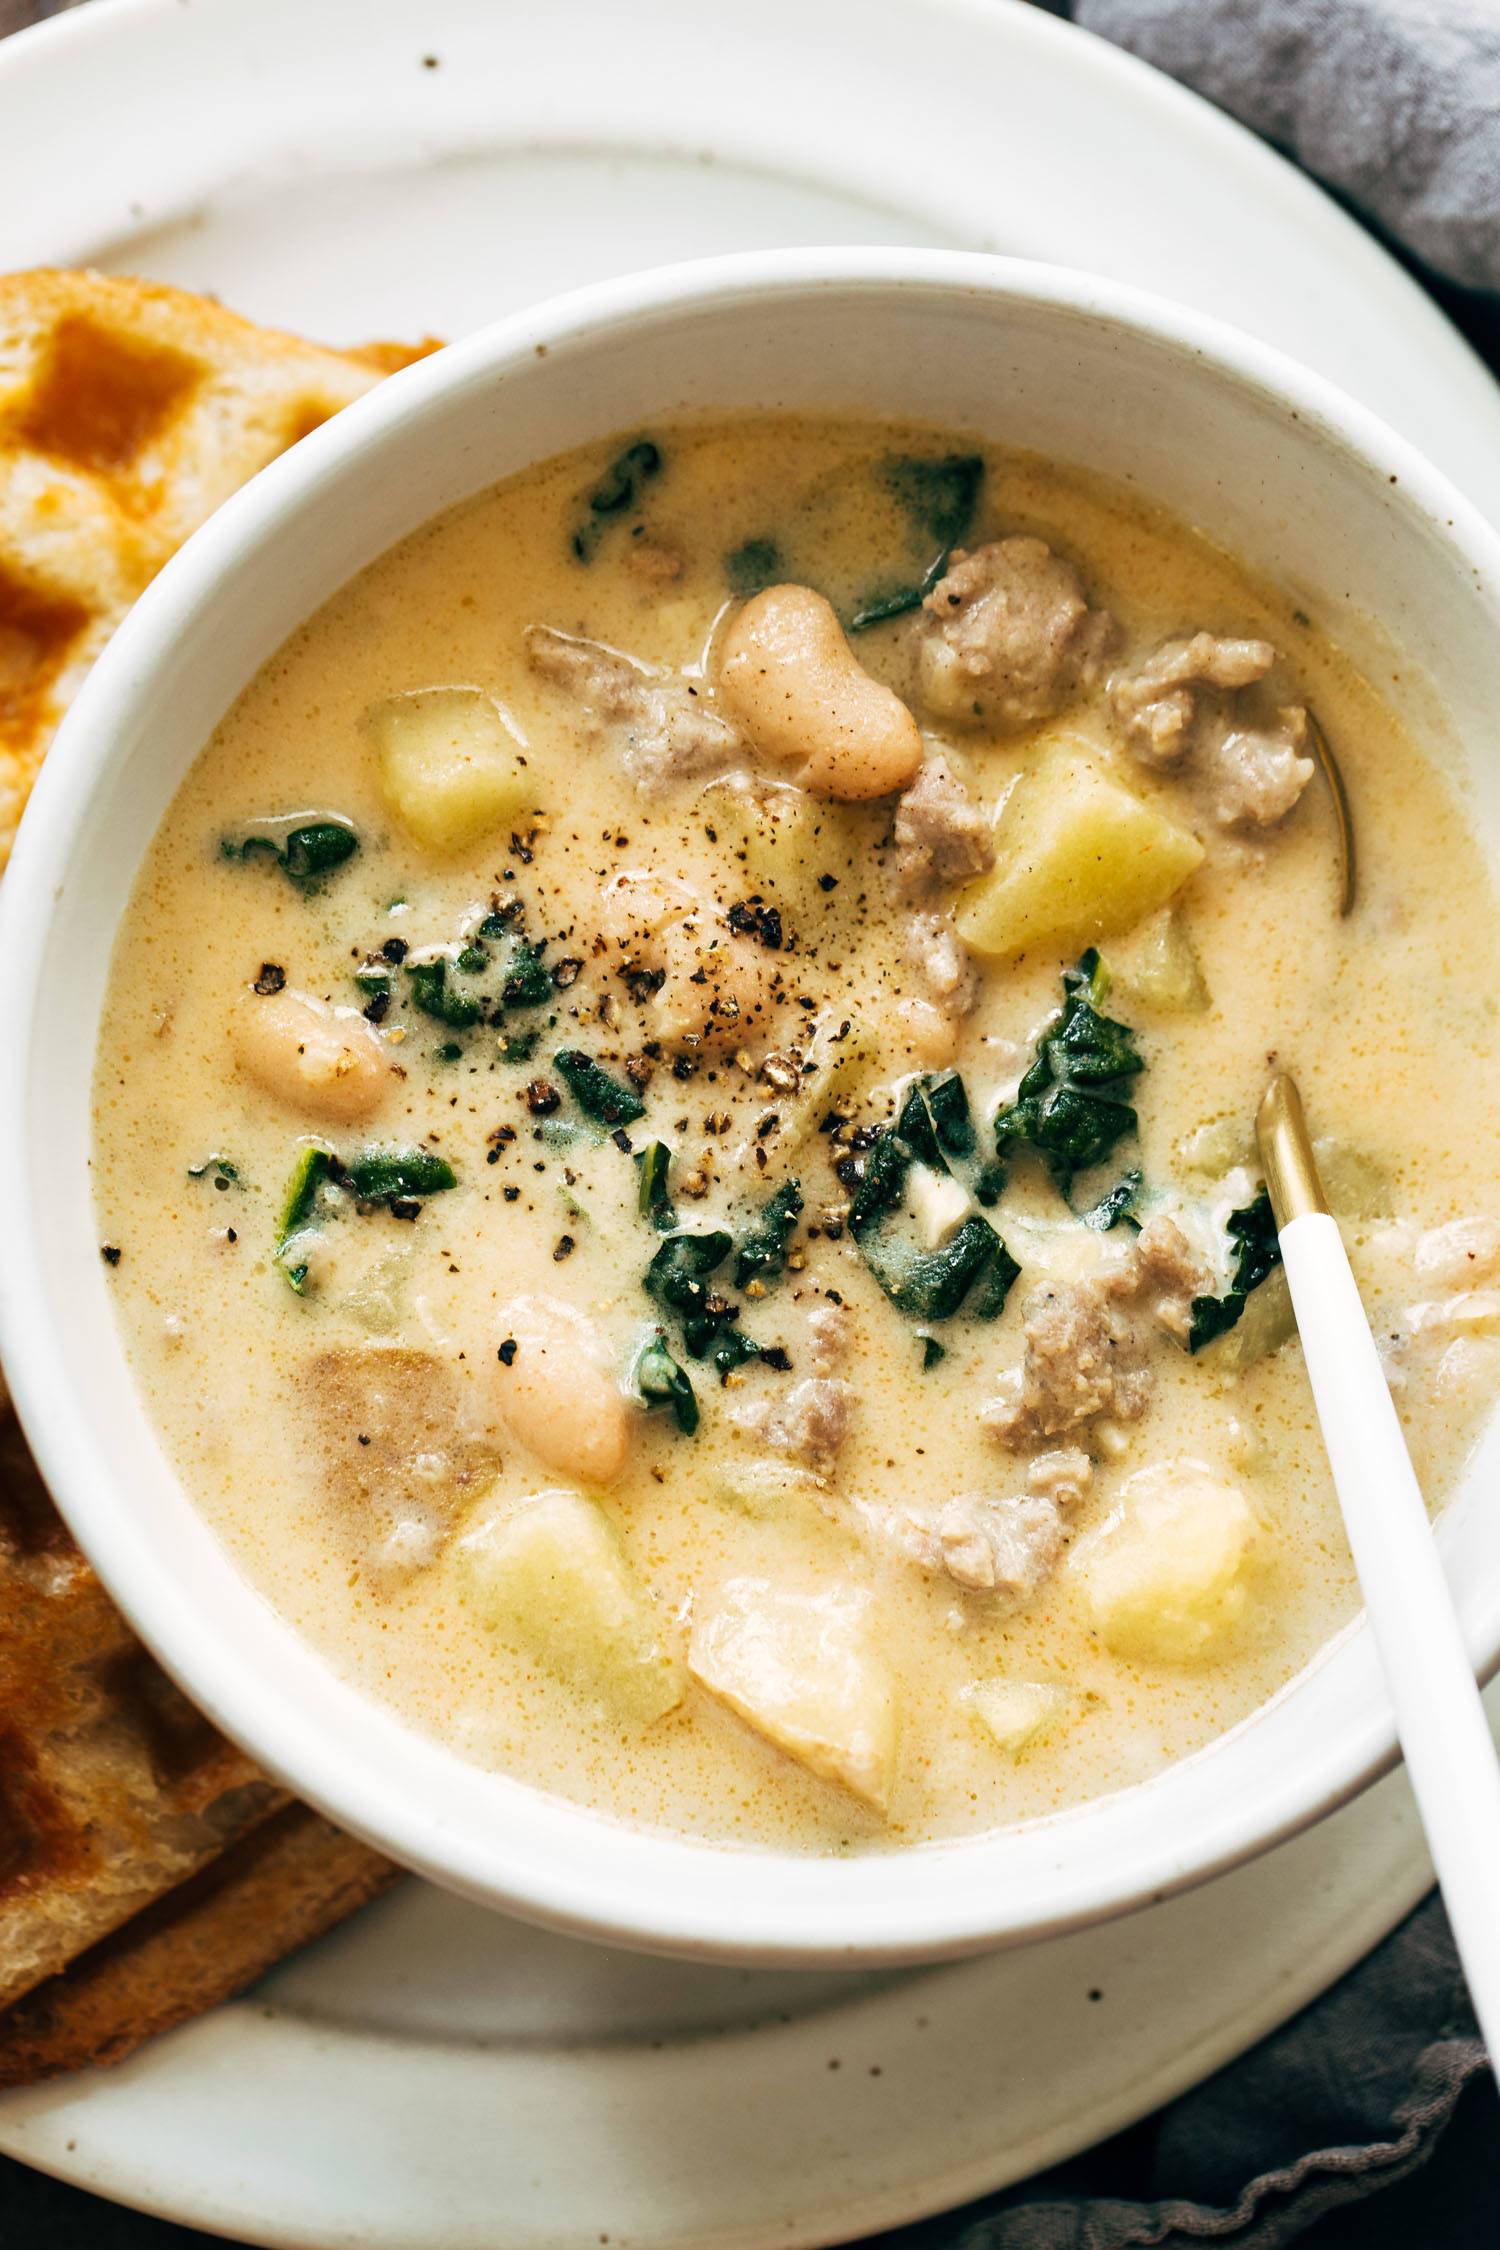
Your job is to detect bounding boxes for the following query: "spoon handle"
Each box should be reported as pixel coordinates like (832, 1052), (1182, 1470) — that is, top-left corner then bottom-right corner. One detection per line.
(1279, 1204), (1500, 2062)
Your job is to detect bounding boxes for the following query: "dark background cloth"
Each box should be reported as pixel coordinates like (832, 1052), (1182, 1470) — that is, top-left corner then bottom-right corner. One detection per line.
(1, 0), (1498, 2242)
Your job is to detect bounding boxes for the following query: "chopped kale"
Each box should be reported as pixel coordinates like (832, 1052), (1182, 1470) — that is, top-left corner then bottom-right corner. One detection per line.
(635, 1140), (676, 1229)
(274, 1142), (455, 1291)
(994, 951), (1144, 1194)
(847, 455), (984, 634)
(554, 1049), (647, 1128)
(857, 1211), (1019, 1323)
(274, 1144), (337, 1293)
(886, 453), (985, 549)
(348, 1149), (457, 1204)
(644, 1229), (732, 1348)
(724, 536), (783, 596)
(634, 1334), (699, 1436)
(379, 914), (550, 1042)
(733, 1179), (803, 1290)
(571, 438), (662, 562)
(894, 1074), (975, 1168)
(920, 1335), (946, 1371)
(283, 821), (359, 883)
(849, 1129), (911, 1229)
(848, 1113), (1018, 1323)
(280, 1145), (335, 1237)
(1081, 1168), (1144, 1232)
(222, 819), (358, 887)
(404, 956), (485, 1028)
(643, 1229), (762, 1379)
(847, 548), (949, 635)
(726, 899), (784, 950)
(500, 940), (552, 1010)
(709, 1328), (764, 1379)
(1188, 1192), (1284, 1352)
(923, 1072), (977, 1159)
(187, 1155), (239, 1187)
(501, 1030), (539, 1065)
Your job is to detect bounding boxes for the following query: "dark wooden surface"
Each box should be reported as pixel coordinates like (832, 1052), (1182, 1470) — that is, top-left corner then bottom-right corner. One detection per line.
(0, 0), (1497, 2243)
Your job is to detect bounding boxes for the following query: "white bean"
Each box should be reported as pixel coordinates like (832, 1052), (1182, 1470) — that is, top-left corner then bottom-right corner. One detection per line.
(231, 988), (390, 1123)
(492, 1294), (631, 1488)
(717, 584), (923, 801)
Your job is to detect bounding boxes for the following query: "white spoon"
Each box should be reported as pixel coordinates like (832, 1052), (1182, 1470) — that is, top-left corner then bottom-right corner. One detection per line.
(1258, 1071), (1500, 2059)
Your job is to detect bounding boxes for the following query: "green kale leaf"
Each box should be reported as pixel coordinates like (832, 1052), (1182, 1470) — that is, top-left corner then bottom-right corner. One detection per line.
(994, 951), (1144, 1194)
(1188, 1192), (1283, 1352)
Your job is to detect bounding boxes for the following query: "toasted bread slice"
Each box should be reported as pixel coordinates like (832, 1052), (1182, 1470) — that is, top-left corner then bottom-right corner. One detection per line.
(0, 267), (438, 866)
(0, 1409), (289, 2015)
(0, 1803), (398, 2088)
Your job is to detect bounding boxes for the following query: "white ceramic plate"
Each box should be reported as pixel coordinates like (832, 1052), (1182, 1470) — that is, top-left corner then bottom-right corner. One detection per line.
(0, 0), (1496, 2241)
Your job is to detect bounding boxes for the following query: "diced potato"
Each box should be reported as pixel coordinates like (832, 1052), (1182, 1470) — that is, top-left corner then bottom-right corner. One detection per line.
(697, 779), (854, 920)
(956, 744), (1204, 960)
(367, 687), (534, 853)
(1212, 1267), (1296, 1370)
(711, 1459), (832, 1524)
(689, 1579), (897, 1812)
(456, 1488), (683, 1726)
(1071, 1460), (1259, 1664)
(1176, 1116), (1254, 1176)
(1110, 906), (1210, 1014)
(962, 1678), (1073, 1756)
(1312, 1137), (1392, 1222)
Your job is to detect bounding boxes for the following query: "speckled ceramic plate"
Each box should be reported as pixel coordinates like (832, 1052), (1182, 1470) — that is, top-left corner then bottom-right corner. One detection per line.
(0, 0), (1495, 2242)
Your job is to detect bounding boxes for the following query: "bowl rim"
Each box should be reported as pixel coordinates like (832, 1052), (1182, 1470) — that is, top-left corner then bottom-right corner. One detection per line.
(5, 244), (1500, 1965)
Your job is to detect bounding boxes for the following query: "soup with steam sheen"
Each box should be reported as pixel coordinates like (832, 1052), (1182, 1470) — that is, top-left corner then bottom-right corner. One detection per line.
(94, 418), (1500, 1850)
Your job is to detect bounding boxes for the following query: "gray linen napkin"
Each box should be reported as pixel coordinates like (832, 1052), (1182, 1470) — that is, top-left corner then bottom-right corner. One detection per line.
(1074, 0), (1500, 293)
(880, 1891), (1491, 2247)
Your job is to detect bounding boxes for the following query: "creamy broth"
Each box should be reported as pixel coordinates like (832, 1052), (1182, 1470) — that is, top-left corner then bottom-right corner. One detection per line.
(93, 417), (1500, 1851)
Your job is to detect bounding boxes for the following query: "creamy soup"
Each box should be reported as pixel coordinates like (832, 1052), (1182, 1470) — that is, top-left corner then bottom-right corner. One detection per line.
(93, 417), (1500, 1852)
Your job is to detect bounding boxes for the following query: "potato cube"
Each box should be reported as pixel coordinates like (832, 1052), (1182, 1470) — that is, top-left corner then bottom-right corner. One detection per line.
(1111, 905), (1210, 1013)
(689, 1579), (896, 1812)
(956, 743), (1204, 960)
(367, 687), (534, 853)
(962, 1678), (1073, 1756)
(1213, 1266), (1296, 1370)
(1071, 1460), (1258, 1664)
(456, 1488), (683, 1725)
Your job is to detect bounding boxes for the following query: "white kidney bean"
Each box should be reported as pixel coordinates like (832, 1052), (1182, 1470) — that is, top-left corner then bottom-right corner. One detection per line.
(231, 988), (390, 1122)
(491, 1294), (631, 1487)
(717, 584), (924, 801)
